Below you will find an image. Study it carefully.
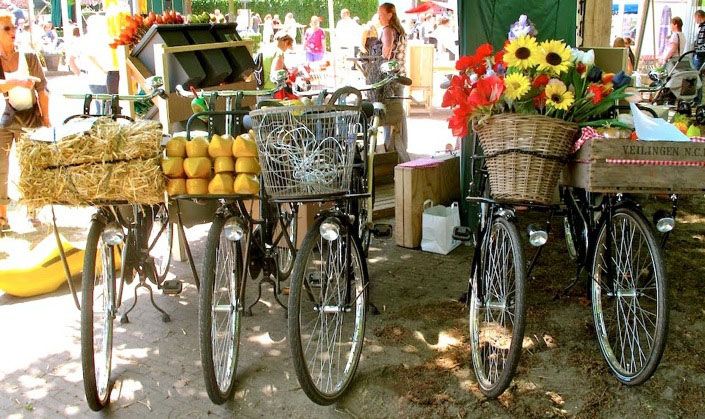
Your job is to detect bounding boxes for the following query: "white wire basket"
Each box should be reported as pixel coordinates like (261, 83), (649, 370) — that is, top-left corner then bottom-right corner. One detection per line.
(249, 105), (363, 200)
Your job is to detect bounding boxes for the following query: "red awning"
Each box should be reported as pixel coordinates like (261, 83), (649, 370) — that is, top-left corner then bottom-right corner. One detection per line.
(405, 1), (452, 14)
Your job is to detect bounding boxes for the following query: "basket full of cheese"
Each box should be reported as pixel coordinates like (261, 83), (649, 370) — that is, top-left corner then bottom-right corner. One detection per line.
(161, 129), (262, 197)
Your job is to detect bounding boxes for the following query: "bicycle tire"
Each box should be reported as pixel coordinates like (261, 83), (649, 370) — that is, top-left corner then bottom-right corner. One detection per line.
(591, 207), (668, 385)
(469, 216), (526, 398)
(81, 218), (117, 411)
(200, 215), (244, 404)
(288, 216), (368, 405)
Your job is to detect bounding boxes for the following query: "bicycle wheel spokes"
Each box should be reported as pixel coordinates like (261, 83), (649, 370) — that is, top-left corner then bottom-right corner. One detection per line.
(290, 224), (368, 405)
(469, 217), (525, 398)
(276, 203), (297, 281)
(592, 209), (666, 385)
(94, 240), (115, 402)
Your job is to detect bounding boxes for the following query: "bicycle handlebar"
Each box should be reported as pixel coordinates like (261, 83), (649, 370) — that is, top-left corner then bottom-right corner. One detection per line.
(175, 83), (284, 99)
(63, 87), (167, 102)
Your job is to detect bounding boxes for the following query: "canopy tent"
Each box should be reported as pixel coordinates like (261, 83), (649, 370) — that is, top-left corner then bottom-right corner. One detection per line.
(405, 1), (454, 14)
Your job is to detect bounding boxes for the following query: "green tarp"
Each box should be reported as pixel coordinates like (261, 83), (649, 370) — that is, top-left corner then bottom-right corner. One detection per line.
(457, 1), (577, 227)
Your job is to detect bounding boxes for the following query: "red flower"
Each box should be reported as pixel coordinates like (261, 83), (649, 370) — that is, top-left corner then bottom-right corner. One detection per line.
(576, 62), (586, 75)
(493, 50), (505, 72)
(533, 91), (547, 108)
(467, 75), (505, 109)
(532, 74), (550, 88)
(587, 83), (604, 104)
(441, 74), (471, 108)
(475, 43), (494, 59)
(456, 55), (475, 71)
(473, 61), (488, 76)
(448, 104), (472, 137)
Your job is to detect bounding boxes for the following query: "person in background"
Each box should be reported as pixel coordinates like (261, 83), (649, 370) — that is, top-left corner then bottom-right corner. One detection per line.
(263, 14), (274, 43)
(236, 9), (249, 34)
(283, 13), (298, 45)
(0, 11), (50, 230)
(360, 15), (379, 54)
(7, 4), (24, 26)
(40, 22), (58, 49)
(251, 13), (261, 34)
(14, 18), (31, 52)
(81, 15), (119, 114)
(431, 17), (457, 61)
(66, 26), (82, 76)
(659, 17), (685, 66)
(304, 15), (326, 63)
(613, 37), (634, 74)
(336, 9), (360, 58)
(261, 33), (294, 95)
(693, 10), (705, 71)
(213, 9), (225, 24)
(374, 3), (409, 162)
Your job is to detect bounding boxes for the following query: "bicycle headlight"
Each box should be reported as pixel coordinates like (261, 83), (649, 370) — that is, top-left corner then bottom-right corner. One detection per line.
(320, 218), (341, 242)
(527, 224), (548, 247)
(223, 217), (246, 241)
(653, 210), (675, 233)
(101, 223), (125, 246)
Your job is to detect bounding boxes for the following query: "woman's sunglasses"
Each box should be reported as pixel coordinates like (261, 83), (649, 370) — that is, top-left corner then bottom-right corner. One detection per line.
(2, 26), (15, 32)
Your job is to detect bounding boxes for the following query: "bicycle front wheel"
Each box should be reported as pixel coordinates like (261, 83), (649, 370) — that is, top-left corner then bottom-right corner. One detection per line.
(591, 207), (667, 385)
(288, 217), (368, 405)
(81, 217), (118, 411)
(200, 215), (244, 404)
(469, 216), (526, 398)
(276, 202), (298, 281)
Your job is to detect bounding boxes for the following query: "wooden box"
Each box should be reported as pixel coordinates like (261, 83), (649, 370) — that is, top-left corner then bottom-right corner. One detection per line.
(394, 155), (460, 248)
(562, 139), (705, 194)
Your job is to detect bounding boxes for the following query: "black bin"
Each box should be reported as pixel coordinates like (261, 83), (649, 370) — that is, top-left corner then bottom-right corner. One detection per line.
(132, 24), (206, 91)
(184, 24), (232, 87)
(210, 23), (256, 82)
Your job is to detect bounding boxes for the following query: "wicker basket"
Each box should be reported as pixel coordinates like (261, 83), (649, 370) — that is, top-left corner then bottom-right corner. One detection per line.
(475, 114), (579, 205)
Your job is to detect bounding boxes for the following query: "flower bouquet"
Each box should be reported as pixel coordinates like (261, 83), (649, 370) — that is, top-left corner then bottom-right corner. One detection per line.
(443, 35), (632, 204)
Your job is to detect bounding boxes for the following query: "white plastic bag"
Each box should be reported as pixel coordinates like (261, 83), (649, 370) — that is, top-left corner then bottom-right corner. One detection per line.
(420, 200), (461, 255)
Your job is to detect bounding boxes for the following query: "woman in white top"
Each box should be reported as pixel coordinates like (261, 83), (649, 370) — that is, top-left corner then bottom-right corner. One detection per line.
(660, 16), (686, 65)
(283, 13), (298, 45)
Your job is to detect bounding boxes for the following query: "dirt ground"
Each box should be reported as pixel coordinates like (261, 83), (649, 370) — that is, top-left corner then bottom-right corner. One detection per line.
(1, 196), (705, 417)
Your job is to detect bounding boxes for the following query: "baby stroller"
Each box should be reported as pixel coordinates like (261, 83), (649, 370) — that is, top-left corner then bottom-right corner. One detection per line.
(645, 50), (702, 108)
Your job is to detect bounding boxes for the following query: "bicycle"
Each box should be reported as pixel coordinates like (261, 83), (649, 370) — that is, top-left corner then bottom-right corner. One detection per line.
(60, 80), (182, 411)
(455, 129), (672, 398)
(249, 62), (411, 405)
(175, 82), (300, 404)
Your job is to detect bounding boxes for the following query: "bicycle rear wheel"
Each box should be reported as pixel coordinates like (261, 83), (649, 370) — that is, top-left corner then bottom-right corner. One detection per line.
(81, 217), (118, 411)
(469, 216), (526, 398)
(288, 217), (368, 405)
(591, 207), (667, 385)
(200, 215), (244, 404)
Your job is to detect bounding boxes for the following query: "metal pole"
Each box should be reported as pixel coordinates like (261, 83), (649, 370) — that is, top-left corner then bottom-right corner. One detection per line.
(327, 0), (337, 82)
(27, 1), (35, 48)
(635, 0), (651, 67)
(61, 0), (70, 28)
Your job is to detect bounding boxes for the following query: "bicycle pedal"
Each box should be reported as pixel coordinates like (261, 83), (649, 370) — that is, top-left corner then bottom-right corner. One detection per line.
(371, 223), (392, 238)
(161, 279), (183, 296)
(453, 226), (473, 242)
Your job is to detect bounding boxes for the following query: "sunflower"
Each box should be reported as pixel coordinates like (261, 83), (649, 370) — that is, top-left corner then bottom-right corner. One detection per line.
(545, 81), (575, 110)
(504, 73), (531, 100)
(503, 36), (539, 70)
(536, 40), (572, 74)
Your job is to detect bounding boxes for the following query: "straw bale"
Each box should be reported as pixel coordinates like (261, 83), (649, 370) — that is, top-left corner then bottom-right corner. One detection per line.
(19, 158), (166, 209)
(18, 118), (162, 169)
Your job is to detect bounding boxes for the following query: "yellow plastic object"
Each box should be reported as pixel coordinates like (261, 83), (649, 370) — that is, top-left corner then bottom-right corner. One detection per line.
(183, 157), (212, 178)
(186, 178), (209, 195)
(213, 156), (235, 173)
(208, 134), (234, 158)
(166, 178), (187, 196)
(165, 137), (187, 157)
(208, 173), (234, 194)
(185, 137), (210, 157)
(0, 234), (85, 297)
(232, 134), (258, 158)
(235, 157), (261, 174)
(233, 173), (260, 195)
(161, 157), (185, 178)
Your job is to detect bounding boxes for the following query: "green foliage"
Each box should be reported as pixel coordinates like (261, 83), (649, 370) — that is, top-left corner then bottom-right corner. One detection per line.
(191, 0), (378, 25)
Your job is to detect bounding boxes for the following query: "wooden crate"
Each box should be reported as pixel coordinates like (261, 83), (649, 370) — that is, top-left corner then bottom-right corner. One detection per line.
(562, 139), (705, 194)
(394, 155), (460, 248)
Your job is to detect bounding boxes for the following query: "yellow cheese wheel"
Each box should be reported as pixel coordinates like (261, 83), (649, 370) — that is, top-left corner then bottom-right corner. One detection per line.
(233, 173), (260, 195)
(183, 157), (212, 178)
(165, 137), (187, 157)
(185, 137), (210, 157)
(186, 178), (209, 195)
(208, 134), (234, 158)
(208, 173), (234, 194)
(235, 157), (261, 174)
(166, 178), (187, 196)
(161, 157), (185, 178)
(213, 156), (235, 173)
(232, 133), (258, 158)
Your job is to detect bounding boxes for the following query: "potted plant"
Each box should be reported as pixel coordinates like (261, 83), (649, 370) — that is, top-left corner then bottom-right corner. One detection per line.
(443, 35), (632, 204)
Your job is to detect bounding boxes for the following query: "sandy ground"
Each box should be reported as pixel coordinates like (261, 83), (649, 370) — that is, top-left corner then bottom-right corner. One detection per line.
(1, 195), (705, 417)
